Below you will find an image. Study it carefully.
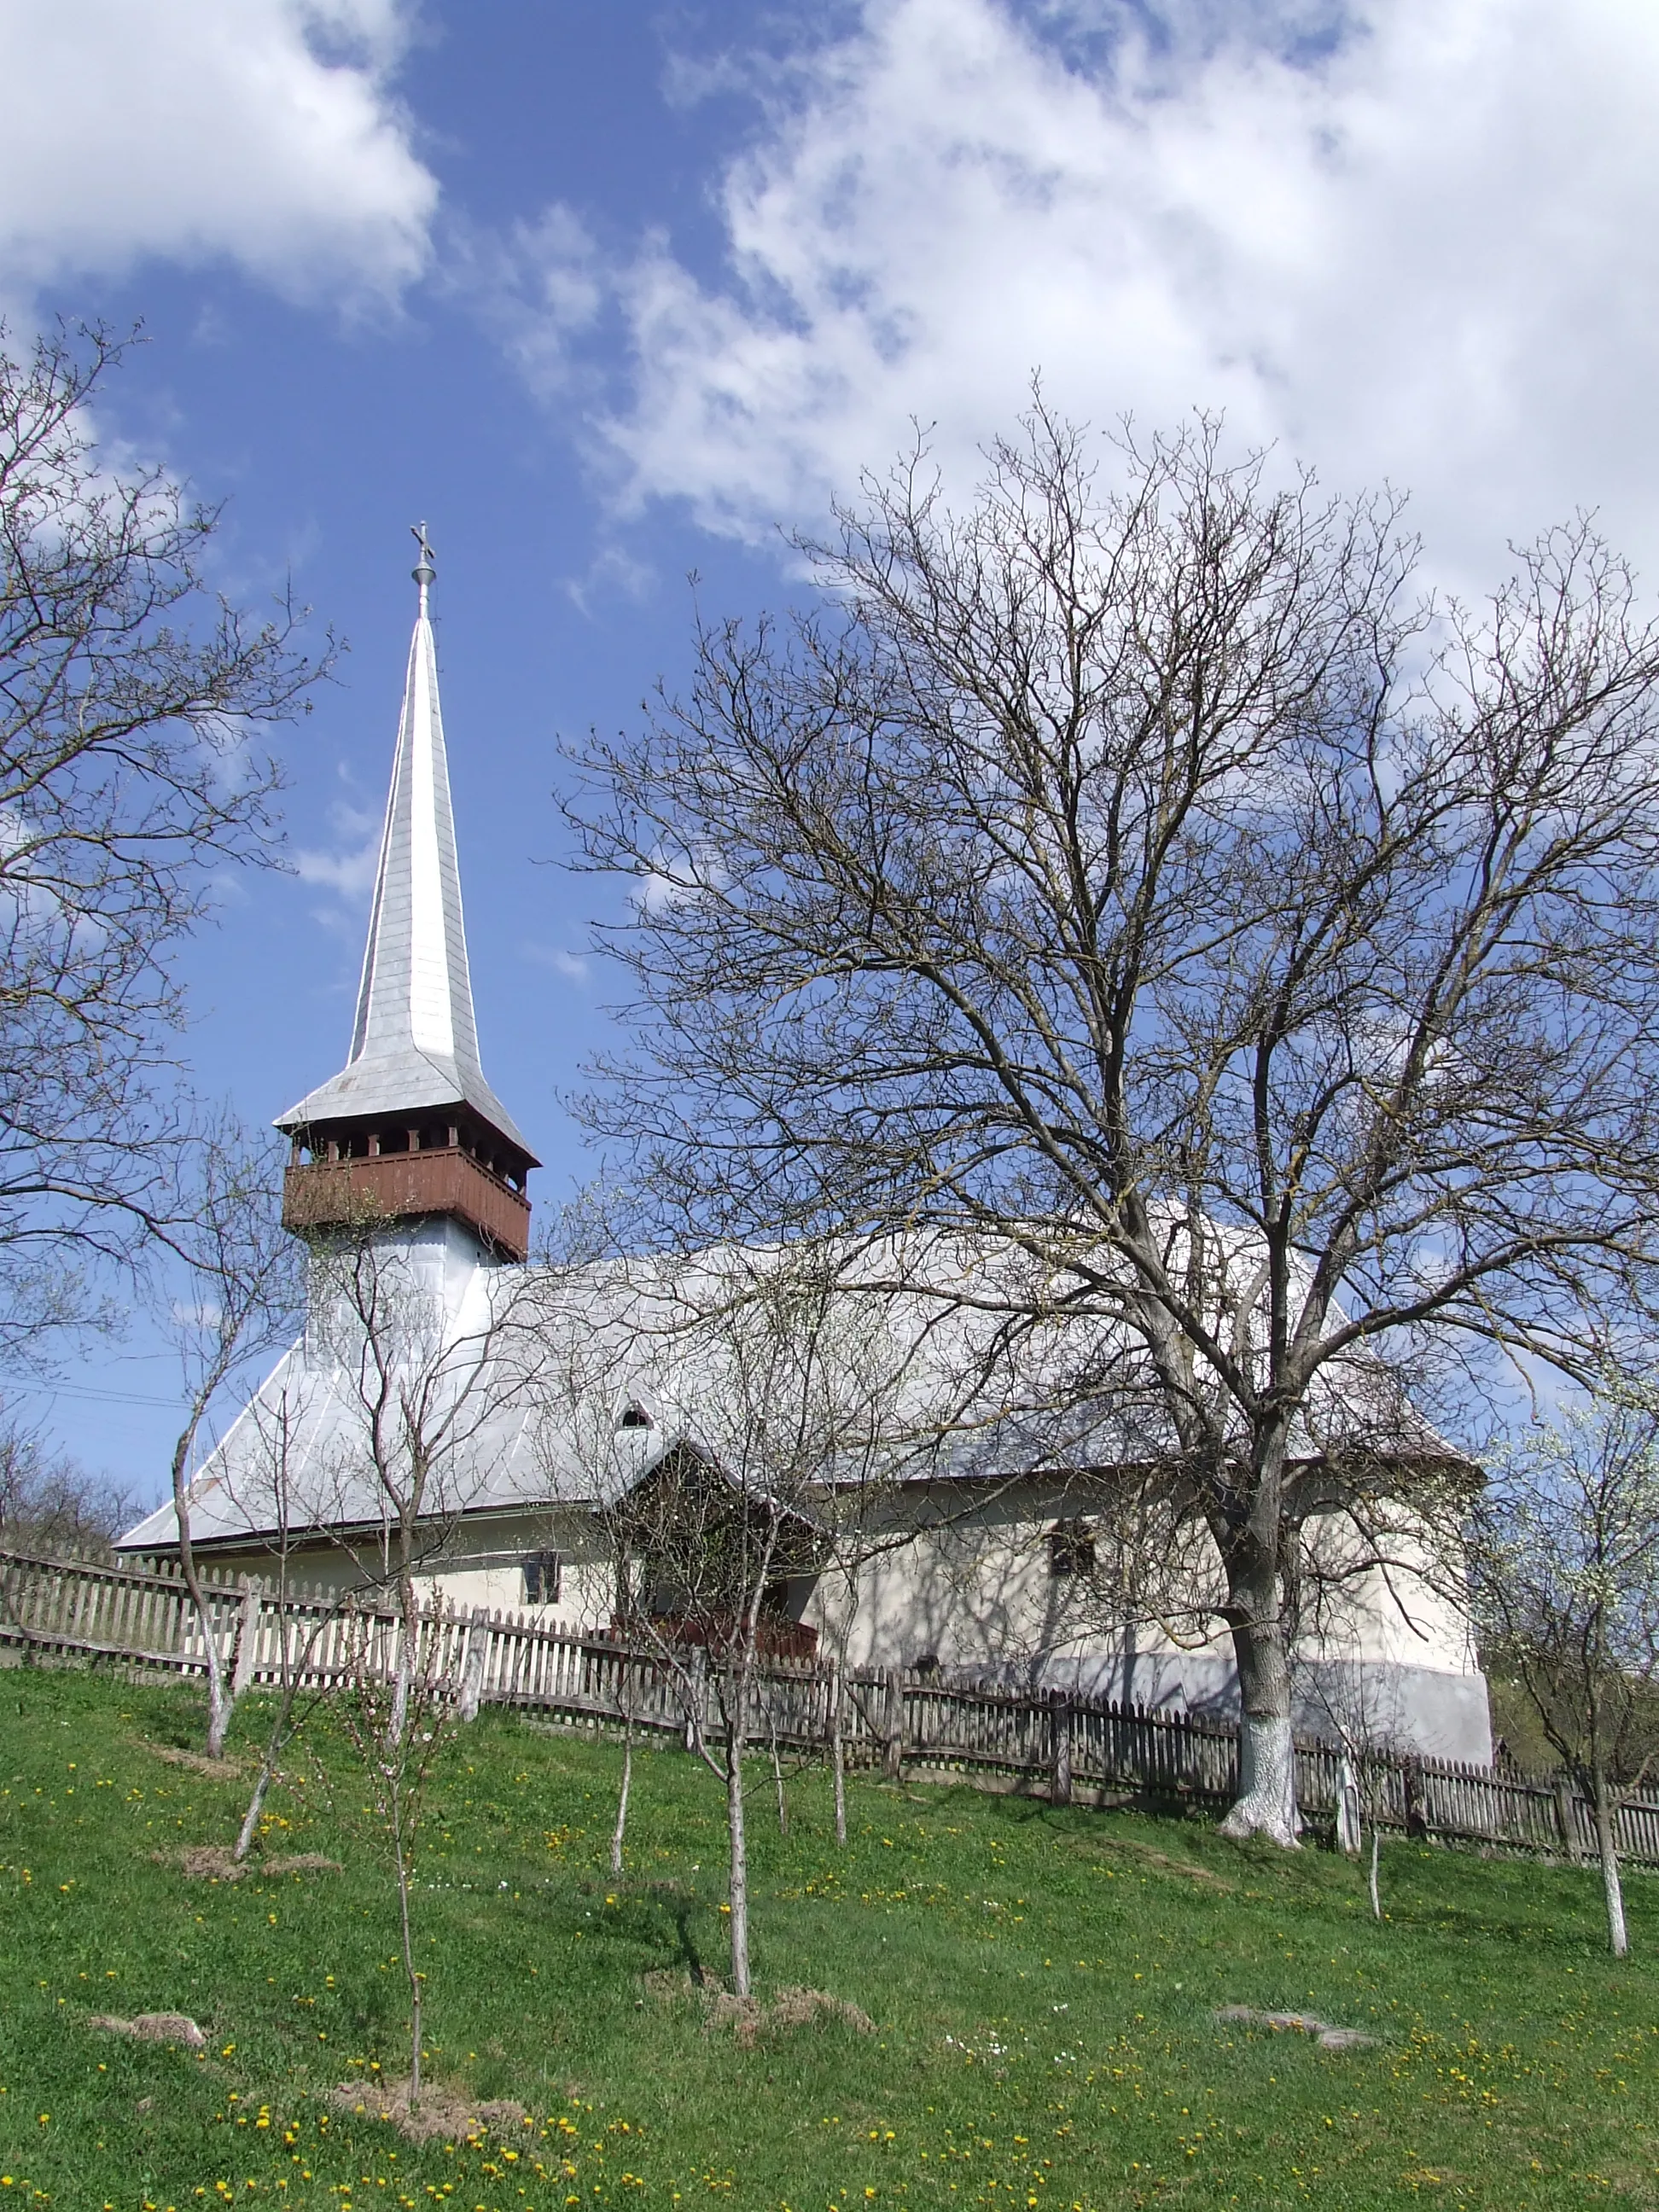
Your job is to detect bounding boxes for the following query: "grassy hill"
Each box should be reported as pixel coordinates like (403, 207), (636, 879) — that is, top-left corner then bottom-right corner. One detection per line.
(0, 1664), (1654, 2210)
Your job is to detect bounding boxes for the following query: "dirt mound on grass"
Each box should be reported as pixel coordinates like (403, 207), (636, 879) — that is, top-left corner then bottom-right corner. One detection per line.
(154, 1844), (341, 1882)
(89, 2011), (207, 2049)
(326, 2077), (529, 2145)
(643, 1966), (722, 2003)
(1077, 1836), (1234, 1889)
(1215, 2005), (1377, 2051)
(705, 1987), (875, 2046)
(146, 1743), (243, 1778)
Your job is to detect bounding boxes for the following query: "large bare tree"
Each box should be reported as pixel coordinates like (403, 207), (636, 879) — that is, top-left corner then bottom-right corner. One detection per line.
(566, 405), (1659, 1843)
(0, 320), (324, 1352)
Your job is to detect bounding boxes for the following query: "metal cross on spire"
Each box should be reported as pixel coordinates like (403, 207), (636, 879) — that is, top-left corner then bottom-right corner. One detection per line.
(411, 521), (436, 614)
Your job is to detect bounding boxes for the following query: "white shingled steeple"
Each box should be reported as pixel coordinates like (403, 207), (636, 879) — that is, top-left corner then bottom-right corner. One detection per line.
(276, 534), (532, 1157)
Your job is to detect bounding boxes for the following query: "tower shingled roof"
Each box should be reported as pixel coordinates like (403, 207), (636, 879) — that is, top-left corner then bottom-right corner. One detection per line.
(275, 541), (535, 1161)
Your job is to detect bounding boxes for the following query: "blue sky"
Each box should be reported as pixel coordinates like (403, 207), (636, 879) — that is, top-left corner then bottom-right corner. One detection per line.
(7, 0), (1659, 1492)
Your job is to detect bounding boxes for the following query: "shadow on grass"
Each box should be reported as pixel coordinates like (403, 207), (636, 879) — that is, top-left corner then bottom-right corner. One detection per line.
(593, 1878), (723, 1988)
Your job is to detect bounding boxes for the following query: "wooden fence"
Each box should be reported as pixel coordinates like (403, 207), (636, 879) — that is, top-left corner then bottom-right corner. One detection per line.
(3, 1545), (1653, 1869)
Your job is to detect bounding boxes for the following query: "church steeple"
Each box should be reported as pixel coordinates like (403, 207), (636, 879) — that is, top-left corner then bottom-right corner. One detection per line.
(276, 535), (538, 1260)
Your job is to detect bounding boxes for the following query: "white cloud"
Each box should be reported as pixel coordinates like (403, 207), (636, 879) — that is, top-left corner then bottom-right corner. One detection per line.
(445, 202), (604, 397)
(296, 797), (383, 902)
(572, 0), (1659, 587)
(0, 0), (436, 306)
(521, 942), (591, 983)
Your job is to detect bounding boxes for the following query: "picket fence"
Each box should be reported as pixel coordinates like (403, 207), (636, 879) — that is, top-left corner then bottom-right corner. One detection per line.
(2, 1545), (1654, 1870)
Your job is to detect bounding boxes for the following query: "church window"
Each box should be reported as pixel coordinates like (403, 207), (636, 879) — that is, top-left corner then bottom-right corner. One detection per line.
(1047, 1519), (1096, 1578)
(522, 1551), (562, 1606)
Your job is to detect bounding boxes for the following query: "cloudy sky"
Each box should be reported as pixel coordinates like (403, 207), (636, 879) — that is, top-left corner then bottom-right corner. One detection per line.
(9, 0), (1659, 1483)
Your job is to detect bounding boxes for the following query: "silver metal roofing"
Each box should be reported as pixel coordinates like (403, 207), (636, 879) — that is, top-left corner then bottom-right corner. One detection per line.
(117, 1229), (1456, 1558)
(275, 555), (533, 1157)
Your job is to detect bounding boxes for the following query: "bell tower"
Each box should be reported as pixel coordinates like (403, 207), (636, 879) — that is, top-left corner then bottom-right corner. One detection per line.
(276, 532), (538, 1260)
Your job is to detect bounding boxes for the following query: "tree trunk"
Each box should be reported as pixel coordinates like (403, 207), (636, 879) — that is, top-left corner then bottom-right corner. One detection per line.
(1593, 1765), (1630, 1959)
(387, 1590), (415, 1750)
(204, 1665), (234, 1761)
(830, 1654), (847, 1848)
(725, 1669), (752, 1999)
(172, 1428), (234, 1760)
(393, 1790), (423, 2107)
(234, 1605), (328, 1863)
(684, 1645), (707, 1759)
(610, 1720), (633, 1880)
(236, 1755), (275, 1864)
(1217, 1551), (1299, 1847)
(1367, 1826), (1381, 1921)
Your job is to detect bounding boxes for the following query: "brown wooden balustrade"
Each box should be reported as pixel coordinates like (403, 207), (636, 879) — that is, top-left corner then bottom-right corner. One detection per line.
(282, 1148), (531, 1260)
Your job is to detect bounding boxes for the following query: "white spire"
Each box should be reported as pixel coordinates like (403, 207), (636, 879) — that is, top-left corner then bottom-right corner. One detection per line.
(276, 536), (532, 1155)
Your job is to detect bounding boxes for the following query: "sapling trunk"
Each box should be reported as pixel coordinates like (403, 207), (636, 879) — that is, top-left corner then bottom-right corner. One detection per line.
(387, 1615), (412, 1750)
(726, 1666), (753, 1999)
(1593, 1766), (1630, 1959)
(234, 1604), (338, 1862)
(830, 1656), (847, 1849)
(235, 1758), (274, 1864)
(172, 1426), (235, 1761)
(610, 1719), (633, 1880)
(1368, 1827), (1381, 1921)
(391, 1782), (423, 2106)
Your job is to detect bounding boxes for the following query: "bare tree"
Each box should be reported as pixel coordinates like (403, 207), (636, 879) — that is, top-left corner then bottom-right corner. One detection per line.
(1475, 1379), (1659, 1958)
(291, 1223), (550, 2098)
(166, 1119), (303, 1757)
(225, 1373), (349, 1865)
(549, 1238), (913, 1997)
(0, 321), (326, 1353)
(336, 1585), (457, 2111)
(0, 1424), (136, 1557)
(566, 403), (1659, 1842)
(309, 1228), (545, 1743)
(0, 1419), (140, 1662)
(1304, 1656), (1409, 1922)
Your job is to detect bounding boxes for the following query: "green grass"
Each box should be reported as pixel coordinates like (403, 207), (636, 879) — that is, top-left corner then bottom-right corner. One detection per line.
(0, 1666), (1655, 2211)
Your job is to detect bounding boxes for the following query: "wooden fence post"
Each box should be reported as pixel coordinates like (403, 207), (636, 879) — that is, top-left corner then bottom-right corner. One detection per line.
(1403, 1758), (1427, 1841)
(882, 1667), (905, 1782)
(457, 1606), (489, 1723)
(230, 1578), (261, 1700)
(1554, 1771), (1585, 1865)
(1336, 1753), (1362, 1856)
(683, 1646), (707, 1758)
(1051, 1691), (1074, 1807)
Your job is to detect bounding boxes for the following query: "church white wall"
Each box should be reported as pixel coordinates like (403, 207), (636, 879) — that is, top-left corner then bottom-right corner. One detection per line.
(162, 1472), (1491, 1764)
(800, 1486), (1492, 1766)
(189, 1507), (615, 1634)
